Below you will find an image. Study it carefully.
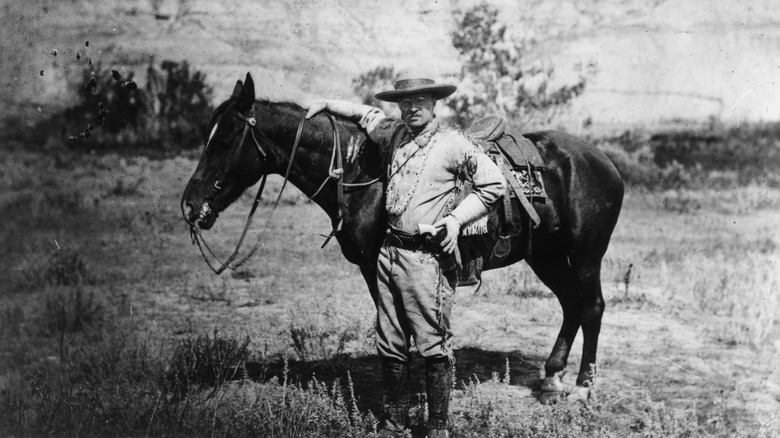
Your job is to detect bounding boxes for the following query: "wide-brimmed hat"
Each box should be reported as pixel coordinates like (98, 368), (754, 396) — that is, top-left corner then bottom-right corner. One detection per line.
(375, 74), (457, 103)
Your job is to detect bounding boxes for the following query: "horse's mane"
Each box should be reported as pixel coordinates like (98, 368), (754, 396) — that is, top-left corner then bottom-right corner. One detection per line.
(255, 98), (366, 133)
(207, 97), (365, 148)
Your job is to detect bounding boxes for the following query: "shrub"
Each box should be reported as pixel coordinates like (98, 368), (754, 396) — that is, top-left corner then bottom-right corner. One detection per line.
(41, 286), (105, 334)
(598, 142), (660, 189)
(43, 248), (89, 286)
(145, 60), (214, 150)
(17, 248), (91, 291)
(449, 365), (771, 437)
(0, 304), (25, 336)
(596, 123), (780, 190)
(62, 62), (146, 140)
(0, 324), (164, 437)
(648, 122), (780, 186)
(288, 296), (374, 362)
(206, 372), (379, 438)
(166, 328), (251, 397)
(56, 59), (214, 154)
(0, 324), (381, 437)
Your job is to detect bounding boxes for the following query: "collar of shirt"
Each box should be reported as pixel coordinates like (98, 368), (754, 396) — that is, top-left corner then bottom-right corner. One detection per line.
(410, 118), (440, 147)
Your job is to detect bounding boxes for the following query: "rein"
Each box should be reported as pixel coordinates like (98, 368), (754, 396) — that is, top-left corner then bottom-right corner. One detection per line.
(191, 106), (380, 274)
(190, 107), (305, 274)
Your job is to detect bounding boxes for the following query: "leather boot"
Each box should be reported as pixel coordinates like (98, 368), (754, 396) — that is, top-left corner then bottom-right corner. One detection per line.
(425, 357), (452, 436)
(378, 357), (409, 437)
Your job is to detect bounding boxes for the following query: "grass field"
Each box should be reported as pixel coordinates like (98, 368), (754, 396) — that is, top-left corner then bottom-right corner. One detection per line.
(1, 147), (778, 437)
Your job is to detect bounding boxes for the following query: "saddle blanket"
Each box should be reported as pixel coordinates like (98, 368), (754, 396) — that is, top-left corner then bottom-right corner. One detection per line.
(509, 167), (546, 201)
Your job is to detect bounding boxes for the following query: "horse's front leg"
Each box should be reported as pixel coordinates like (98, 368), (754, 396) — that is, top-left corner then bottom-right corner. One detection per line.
(359, 263), (380, 306)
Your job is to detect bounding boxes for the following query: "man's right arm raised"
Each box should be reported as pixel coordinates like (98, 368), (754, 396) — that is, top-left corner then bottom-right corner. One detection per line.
(305, 99), (405, 158)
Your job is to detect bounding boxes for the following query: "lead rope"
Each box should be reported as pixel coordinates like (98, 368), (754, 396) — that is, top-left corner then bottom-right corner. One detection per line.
(320, 113), (344, 248)
(193, 114), (306, 274)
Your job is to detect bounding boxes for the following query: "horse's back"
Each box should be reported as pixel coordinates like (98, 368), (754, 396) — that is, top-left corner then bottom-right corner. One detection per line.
(525, 130), (622, 190)
(525, 130), (624, 255)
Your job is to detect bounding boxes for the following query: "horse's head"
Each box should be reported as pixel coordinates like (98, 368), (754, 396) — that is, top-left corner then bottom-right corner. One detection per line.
(181, 73), (265, 230)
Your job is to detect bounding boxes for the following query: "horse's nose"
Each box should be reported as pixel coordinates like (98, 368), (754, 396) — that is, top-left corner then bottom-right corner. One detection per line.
(182, 200), (197, 224)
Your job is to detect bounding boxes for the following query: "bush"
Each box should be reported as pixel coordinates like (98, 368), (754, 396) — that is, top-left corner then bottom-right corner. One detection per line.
(0, 324), (164, 437)
(17, 248), (91, 291)
(596, 123), (780, 190)
(288, 296), (374, 362)
(166, 329), (251, 397)
(55, 59), (214, 154)
(145, 60), (214, 150)
(449, 367), (772, 437)
(208, 372), (379, 438)
(43, 248), (89, 286)
(63, 62), (146, 140)
(598, 142), (660, 189)
(648, 122), (780, 186)
(42, 286), (105, 334)
(0, 324), (381, 438)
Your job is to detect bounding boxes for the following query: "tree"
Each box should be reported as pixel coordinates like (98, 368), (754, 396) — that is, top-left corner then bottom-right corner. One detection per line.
(351, 66), (400, 116)
(145, 60), (214, 150)
(351, 3), (593, 129)
(447, 3), (591, 128)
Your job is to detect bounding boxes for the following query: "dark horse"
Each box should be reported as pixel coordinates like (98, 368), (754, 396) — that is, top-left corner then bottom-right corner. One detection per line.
(181, 73), (624, 402)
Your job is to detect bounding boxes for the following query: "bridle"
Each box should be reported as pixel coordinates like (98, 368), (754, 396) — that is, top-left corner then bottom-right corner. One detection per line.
(189, 103), (380, 274)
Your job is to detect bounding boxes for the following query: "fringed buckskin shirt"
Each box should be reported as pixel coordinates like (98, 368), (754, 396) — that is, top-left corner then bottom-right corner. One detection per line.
(359, 109), (506, 233)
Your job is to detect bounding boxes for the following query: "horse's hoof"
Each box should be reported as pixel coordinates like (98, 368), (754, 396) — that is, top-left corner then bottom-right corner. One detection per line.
(540, 390), (566, 405)
(539, 373), (568, 404)
(540, 374), (565, 393)
(566, 386), (591, 404)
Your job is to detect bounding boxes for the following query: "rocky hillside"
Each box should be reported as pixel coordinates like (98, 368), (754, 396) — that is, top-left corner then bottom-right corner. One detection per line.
(3, 0), (779, 132)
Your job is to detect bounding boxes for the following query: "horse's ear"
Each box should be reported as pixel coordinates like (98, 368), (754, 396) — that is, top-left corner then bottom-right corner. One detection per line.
(235, 73), (255, 110)
(231, 80), (243, 98)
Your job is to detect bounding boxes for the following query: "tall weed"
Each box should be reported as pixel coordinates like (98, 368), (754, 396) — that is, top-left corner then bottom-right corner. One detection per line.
(166, 328), (251, 397)
(450, 367), (771, 437)
(688, 251), (779, 346)
(14, 248), (92, 292)
(41, 286), (105, 334)
(288, 295), (374, 362)
(0, 325), (383, 437)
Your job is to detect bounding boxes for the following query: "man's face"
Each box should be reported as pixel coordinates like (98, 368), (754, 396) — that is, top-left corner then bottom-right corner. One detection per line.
(398, 93), (435, 129)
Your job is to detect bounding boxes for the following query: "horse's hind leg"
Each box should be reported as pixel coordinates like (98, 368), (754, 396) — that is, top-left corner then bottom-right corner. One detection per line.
(529, 252), (604, 403)
(568, 252), (605, 402)
(528, 254), (580, 402)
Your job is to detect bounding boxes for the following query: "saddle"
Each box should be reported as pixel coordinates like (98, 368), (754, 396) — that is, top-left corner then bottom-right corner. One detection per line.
(455, 114), (548, 287)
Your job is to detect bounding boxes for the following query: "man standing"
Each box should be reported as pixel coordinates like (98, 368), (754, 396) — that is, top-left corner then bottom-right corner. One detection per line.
(306, 72), (505, 438)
